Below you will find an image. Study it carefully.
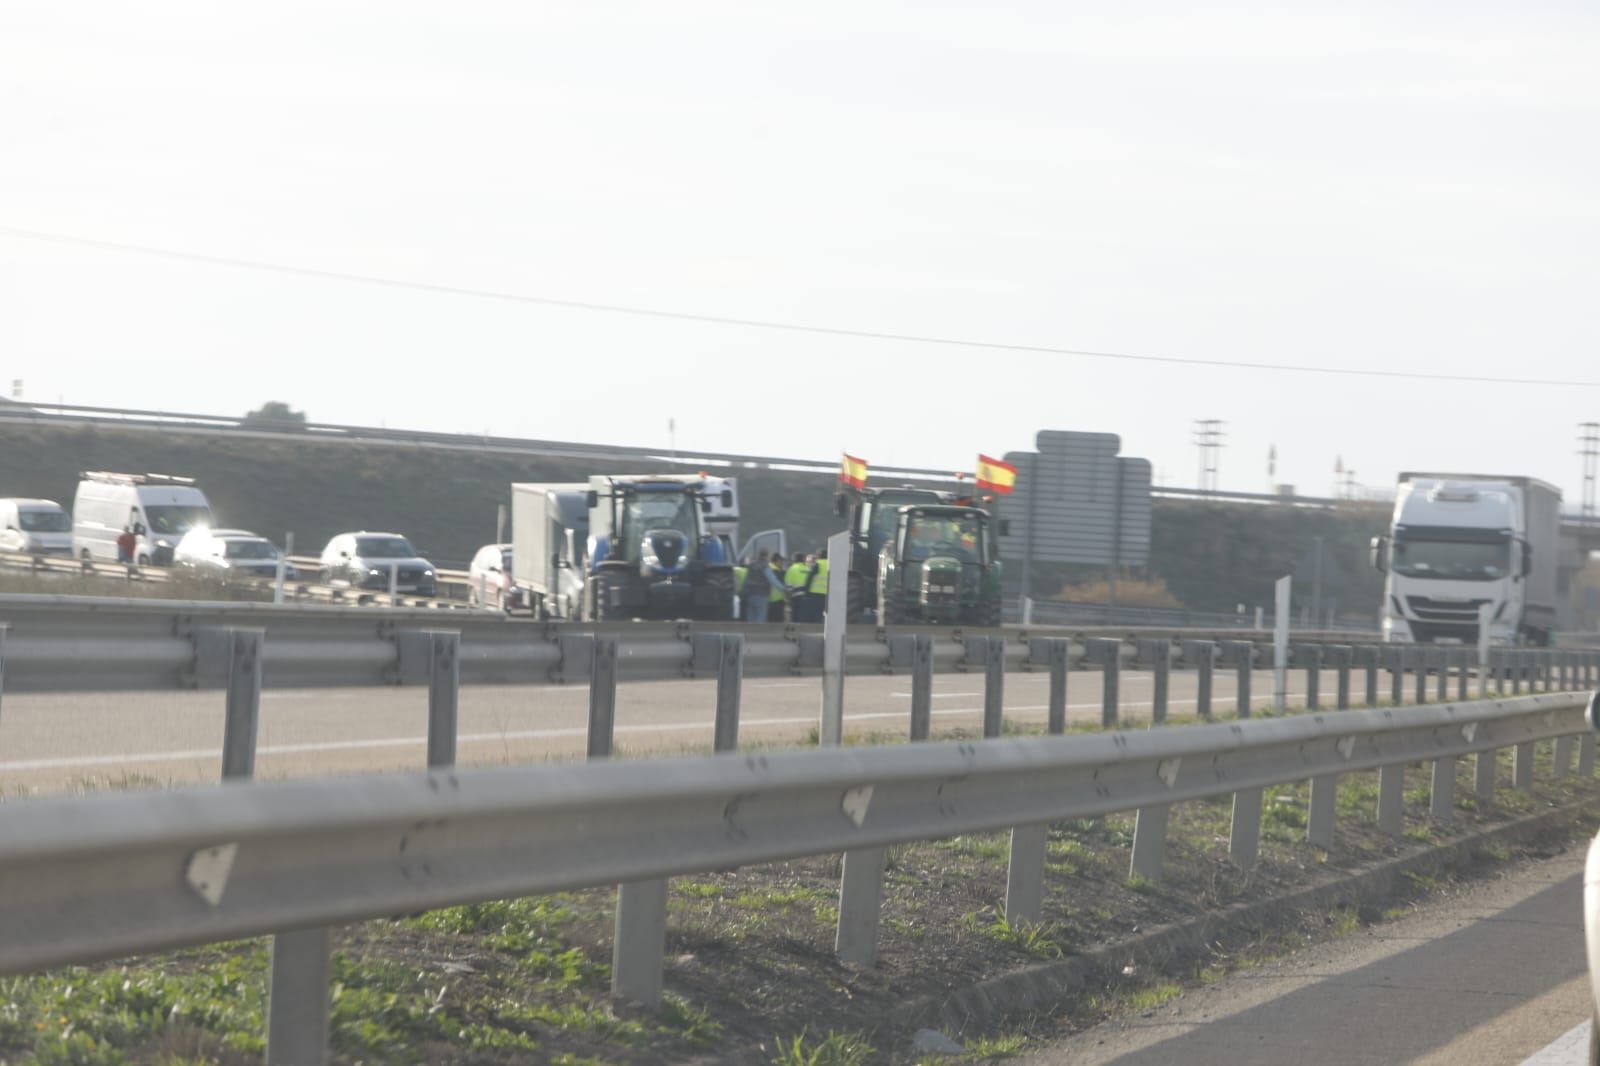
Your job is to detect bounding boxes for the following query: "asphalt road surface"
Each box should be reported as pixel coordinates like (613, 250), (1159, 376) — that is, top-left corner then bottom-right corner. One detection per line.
(1022, 845), (1592, 1066)
(0, 668), (1537, 794)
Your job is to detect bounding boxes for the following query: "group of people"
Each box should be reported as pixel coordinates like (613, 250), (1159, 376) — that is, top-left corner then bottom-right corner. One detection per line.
(735, 548), (829, 623)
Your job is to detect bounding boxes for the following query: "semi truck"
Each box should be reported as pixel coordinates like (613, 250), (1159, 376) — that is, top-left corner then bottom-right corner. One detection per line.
(510, 482), (590, 620)
(1371, 472), (1560, 645)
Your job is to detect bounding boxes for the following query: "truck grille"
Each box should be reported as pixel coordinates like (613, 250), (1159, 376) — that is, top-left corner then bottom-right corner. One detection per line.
(1406, 596), (1490, 624)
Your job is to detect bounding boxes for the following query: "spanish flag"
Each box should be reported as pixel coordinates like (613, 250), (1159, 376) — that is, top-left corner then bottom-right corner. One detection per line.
(839, 452), (869, 490)
(975, 454), (1017, 494)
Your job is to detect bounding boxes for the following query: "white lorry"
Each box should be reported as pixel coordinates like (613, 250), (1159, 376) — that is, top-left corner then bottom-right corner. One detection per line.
(1371, 472), (1561, 645)
(510, 482), (591, 620)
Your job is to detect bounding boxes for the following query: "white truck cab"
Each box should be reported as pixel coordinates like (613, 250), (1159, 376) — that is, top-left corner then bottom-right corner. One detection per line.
(1372, 474), (1559, 645)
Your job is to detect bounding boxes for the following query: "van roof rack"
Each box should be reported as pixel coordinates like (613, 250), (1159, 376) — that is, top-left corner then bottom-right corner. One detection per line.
(80, 471), (197, 486)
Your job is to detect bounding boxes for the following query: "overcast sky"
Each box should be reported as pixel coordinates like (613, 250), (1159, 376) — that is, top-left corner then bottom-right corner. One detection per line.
(2, 2), (1597, 500)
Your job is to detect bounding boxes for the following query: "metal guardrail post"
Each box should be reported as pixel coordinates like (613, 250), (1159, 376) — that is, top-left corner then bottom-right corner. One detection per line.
(1185, 640), (1216, 721)
(1129, 802), (1170, 883)
(1301, 645), (1322, 711)
(588, 638), (617, 760)
(209, 625), (330, 1066)
(1492, 648), (1505, 695)
(1414, 648), (1428, 705)
(1580, 732), (1596, 779)
(1149, 640), (1170, 724)
(1389, 646), (1405, 705)
(1475, 745), (1497, 812)
(1430, 755), (1455, 823)
(1545, 651), (1556, 693)
(0, 624), (7, 728)
(427, 632), (460, 770)
(909, 635), (933, 742)
(984, 635), (1005, 738)
(1513, 740), (1535, 791)
(1229, 786), (1262, 868)
(221, 629), (264, 781)
(1084, 638), (1119, 728)
(1553, 735), (1574, 779)
(1307, 773), (1336, 849)
(1042, 638), (1068, 736)
(1331, 645), (1351, 710)
(713, 635), (744, 753)
(1511, 651), (1524, 695)
(1361, 645), (1379, 707)
(1377, 763), (1405, 836)
(1560, 652), (1570, 691)
(1434, 648), (1447, 702)
(1456, 648), (1469, 702)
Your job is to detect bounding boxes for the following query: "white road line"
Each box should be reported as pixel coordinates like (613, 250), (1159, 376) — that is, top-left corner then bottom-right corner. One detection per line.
(0, 688), (1325, 775)
(1519, 1020), (1587, 1065)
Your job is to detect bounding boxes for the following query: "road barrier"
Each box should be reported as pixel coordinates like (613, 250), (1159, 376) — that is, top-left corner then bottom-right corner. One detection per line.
(0, 681), (1589, 1062)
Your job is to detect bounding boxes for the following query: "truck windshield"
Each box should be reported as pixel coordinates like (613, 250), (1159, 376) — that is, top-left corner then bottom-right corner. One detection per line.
(1393, 538), (1510, 580)
(903, 514), (984, 563)
(144, 506), (212, 535)
(18, 511), (69, 532)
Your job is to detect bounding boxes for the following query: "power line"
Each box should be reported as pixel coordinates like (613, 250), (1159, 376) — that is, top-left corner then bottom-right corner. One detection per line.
(2, 223), (1596, 389)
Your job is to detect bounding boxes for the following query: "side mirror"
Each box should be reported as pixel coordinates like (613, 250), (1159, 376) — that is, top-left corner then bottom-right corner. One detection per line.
(721, 489), (734, 508)
(700, 499), (711, 513)
(4, 525), (15, 533)
(1522, 541), (1533, 576)
(133, 523), (146, 536)
(586, 491), (598, 508)
(340, 550), (350, 559)
(1369, 535), (1388, 574)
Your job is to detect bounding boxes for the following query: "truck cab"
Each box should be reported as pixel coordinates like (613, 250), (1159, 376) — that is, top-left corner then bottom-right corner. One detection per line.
(1372, 475), (1558, 645)
(585, 475), (734, 621)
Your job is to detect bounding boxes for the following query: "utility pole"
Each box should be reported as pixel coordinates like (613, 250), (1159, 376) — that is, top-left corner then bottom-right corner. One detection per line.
(1192, 419), (1226, 492)
(1580, 423), (1600, 526)
(1267, 444), (1277, 493)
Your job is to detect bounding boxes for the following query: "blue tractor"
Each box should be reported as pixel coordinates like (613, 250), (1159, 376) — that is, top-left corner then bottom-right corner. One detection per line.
(585, 475), (735, 621)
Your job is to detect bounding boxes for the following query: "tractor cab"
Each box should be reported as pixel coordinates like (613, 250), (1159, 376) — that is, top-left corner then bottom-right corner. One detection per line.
(879, 504), (1002, 626)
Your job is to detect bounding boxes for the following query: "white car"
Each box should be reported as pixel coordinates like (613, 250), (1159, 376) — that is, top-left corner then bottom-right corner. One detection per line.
(468, 543), (523, 610)
(173, 528), (296, 583)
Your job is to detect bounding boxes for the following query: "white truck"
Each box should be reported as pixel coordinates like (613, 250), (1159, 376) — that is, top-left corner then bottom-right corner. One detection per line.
(1371, 472), (1561, 645)
(510, 482), (591, 620)
(72, 471), (215, 566)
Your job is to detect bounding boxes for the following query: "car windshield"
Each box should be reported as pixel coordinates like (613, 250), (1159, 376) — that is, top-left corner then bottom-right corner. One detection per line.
(1393, 537), (1510, 581)
(355, 536), (417, 558)
(144, 505), (212, 535)
(903, 514), (983, 563)
(225, 540), (277, 560)
(18, 510), (68, 532)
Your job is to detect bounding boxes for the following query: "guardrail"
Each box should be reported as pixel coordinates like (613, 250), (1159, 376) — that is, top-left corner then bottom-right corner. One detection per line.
(0, 684), (1589, 1062)
(0, 593), (1592, 707)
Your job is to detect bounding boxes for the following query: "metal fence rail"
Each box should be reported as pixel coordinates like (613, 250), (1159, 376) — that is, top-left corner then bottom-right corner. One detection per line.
(0, 689), (1588, 1062)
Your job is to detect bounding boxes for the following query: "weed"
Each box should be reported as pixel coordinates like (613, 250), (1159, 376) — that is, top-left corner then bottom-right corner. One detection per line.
(958, 1030), (1029, 1060)
(770, 1028), (874, 1066)
(659, 993), (724, 1047)
(1125, 981), (1183, 1011)
(1124, 873), (1157, 895)
(937, 835), (1010, 862)
(961, 910), (1064, 959)
(1327, 907), (1360, 937)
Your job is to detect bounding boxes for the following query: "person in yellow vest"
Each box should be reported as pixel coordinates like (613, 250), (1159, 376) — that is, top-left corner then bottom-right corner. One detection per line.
(732, 562), (749, 620)
(783, 554), (811, 620)
(768, 553), (791, 623)
(799, 550), (829, 623)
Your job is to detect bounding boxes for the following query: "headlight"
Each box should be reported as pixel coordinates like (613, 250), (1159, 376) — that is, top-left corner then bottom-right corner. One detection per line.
(368, 568), (384, 576)
(424, 570), (435, 578)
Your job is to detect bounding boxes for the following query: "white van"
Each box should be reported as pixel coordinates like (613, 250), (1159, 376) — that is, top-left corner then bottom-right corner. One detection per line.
(0, 499), (72, 555)
(73, 472), (214, 566)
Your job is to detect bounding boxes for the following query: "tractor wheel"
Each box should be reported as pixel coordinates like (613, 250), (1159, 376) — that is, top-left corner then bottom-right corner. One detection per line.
(977, 597), (1002, 629)
(847, 573), (866, 623)
(701, 570), (735, 621)
(587, 573), (613, 622)
(880, 585), (908, 627)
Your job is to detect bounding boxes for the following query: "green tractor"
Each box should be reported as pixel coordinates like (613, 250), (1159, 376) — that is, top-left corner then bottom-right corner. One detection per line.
(877, 503), (1003, 627)
(837, 485), (949, 622)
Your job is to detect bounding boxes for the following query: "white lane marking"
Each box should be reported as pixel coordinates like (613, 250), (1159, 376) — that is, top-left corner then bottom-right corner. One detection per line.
(746, 682), (814, 689)
(0, 688), (1324, 774)
(1519, 1020), (1587, 1065)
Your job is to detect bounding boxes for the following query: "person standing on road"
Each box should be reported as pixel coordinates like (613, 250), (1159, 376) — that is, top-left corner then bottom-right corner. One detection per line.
(115, 526), (136, 564)
(742, 550), (776, 623)
(767, 552), (791, 623)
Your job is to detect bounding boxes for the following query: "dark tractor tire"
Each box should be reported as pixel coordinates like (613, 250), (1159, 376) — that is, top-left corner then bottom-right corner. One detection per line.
(880, 584), (909, 627)
(977, 598), (1002, 629)
(700, 570), (735, 621)
(847, 572), (867, 624)
(588, 572), (616, 622)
